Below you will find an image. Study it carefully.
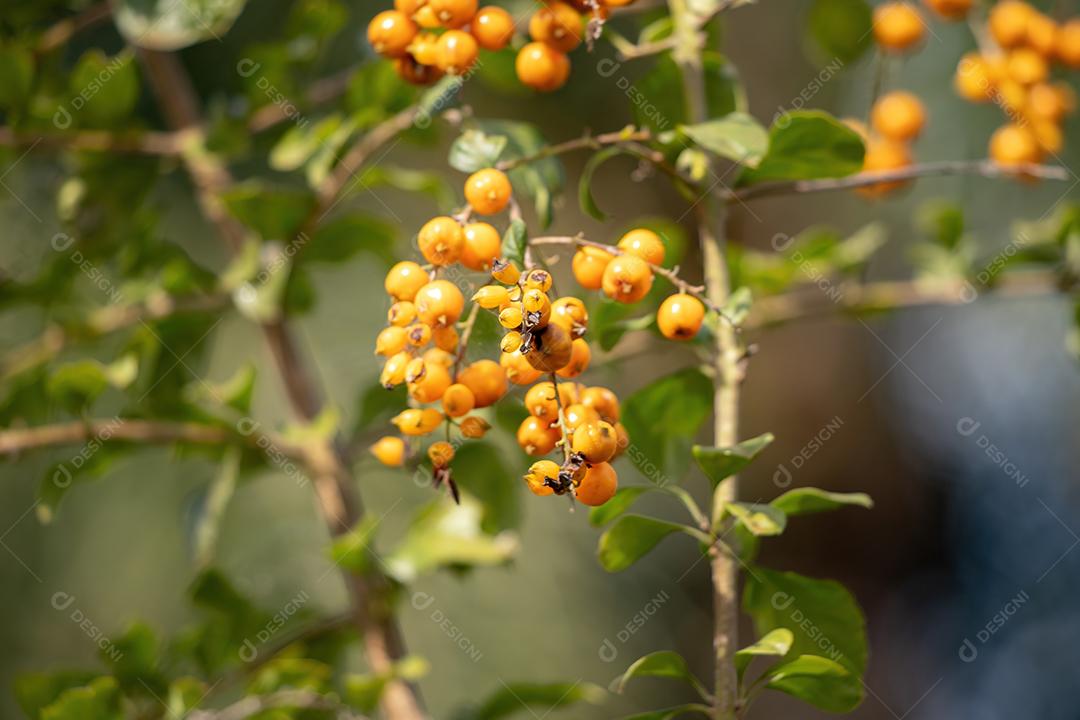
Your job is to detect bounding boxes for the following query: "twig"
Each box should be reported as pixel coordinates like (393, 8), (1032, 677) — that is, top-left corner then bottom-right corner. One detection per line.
(453, 302), (481, 375)
(496, 127), (653, 171)
(35, 1), (112, 54)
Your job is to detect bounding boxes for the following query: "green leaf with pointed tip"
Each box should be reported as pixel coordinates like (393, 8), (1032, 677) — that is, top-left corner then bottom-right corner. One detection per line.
(771, 488), (873, 516)
(501, 218), (528, 268)
(680, 113), (769, 167)
(693, 433), (774, 490)
(622, 368), (714, 484)
(68, 50), (139, 128)
(735, 628), (794, 678)
(454, 681), (606, 720)
(597, 515), (699, 572)
(579, 147), (627, 220)
(724, 502), (787, 536)
(807, 0), (873, 65)
(765, 655), (862, 712)
(449, 130), (508, 172)
(613, 651), (709, 699)
(739, 111), (864, 185)
(114, 0), (248, 50)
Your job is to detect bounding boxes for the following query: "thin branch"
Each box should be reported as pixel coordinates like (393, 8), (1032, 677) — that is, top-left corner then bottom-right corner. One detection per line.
(727, 160), (1071, 202)
(453, 302), (481, 376)
(35, 1), (112, 54)
(0, 127), (182, 155)
(188, 689), (366, 720)
(496, 127), (652, 171)
(602, 29), (679, 60)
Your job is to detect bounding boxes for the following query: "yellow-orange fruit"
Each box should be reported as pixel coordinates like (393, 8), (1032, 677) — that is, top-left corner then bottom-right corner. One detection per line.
(856, 139), (913, 198)
(428, 440), (455, 466)
(657, 293), (706, 340)
(461, 222), (502, 271)
(456, 359), (508, 407)
(575, 462), (618, 506)
(388, 301), (417, 327)
(617, 228), (666, 266)
(442, 383), (476, 417)
(581, 387), (619, 422)
(525, 323), (573, 372)
(368, 10), (418, 58)
(921, 0), (972, 20)
(525, 381), (560, 423)
(465, 169), (512, 215)
(524, 459), (559, 496)
(459, 416), (491, 438)
(529, 1), (584, 53)
(428, 0), (478, 28)
(409, 362), (452, 403)
(376, 326), (409, 356)
(601, 254), (653, 303)
(572, 245), (614, 290)
(394, 55), (443, 86)
(563, 403), (600, 433)
(515, 41), (571, 92)
(414, 280), (465, 327)
(517, 415), (560, 456)
(955, 53), (995, 103)
(392, 408), (444, 436)
(989, 1), (1034, 49)
(1025, 12), (1059, 55)
(418, 216), (464, 266)
(870, 91), (927, 142)
(873, 3), (926, 52)
(989, 123), (1043, 166)
(436, 30), (479, 74)
(551, 296), (588, 337)
(571, 421), (618, 463)
(385, 261), (429, 301)
(556, 338), (591, 378)
(1026, 83), (1069, 122)
(472, 6), (515, 50)
(1006, 48), (1049, 86)
(371, 436), (406, 467)
(1030, 120), (1063, 154)
(1058, 19), (1080, 68)
(501, 349), (544, 385)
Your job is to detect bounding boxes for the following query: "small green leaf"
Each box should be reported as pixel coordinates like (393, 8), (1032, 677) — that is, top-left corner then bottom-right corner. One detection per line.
(765, 655), (862, 712)
(456, 681), (605, 720)
(771, 488), (873, 516)
(0, 45), (33, 112)
(740, 111), (864, 185)
(40, 676), (121, 720)
(597, 515), (700, 572)
(588, 487), (655, 526)
(451, 442), (520, 534)
(807, 0), (873, 65)
(449, 130), (508, 172)
(680, 113), (769, 167)
(68, 50), (139, 127)
(501, 218), (528, 268)
(14, 672), (98, 719)
(692, 433), (774, 489)
(579, 147), (626, 220)
(613, 651), (709, 700)
(724, 502), (787, 536)
(344, 674), (389, 713)
(114, 0), (248, 49)
(735, 628), (794, 678)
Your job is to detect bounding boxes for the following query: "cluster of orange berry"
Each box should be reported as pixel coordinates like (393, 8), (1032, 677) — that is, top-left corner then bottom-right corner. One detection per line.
(846, 91), (926, 197)
(872, 0), (1079, 171)
(367, 0), (638, 92)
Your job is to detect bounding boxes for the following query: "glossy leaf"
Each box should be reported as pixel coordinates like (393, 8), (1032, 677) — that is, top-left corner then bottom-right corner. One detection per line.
(114, 0), (248, 50)
(680, 113), (769, 167)
(449, 130), (508, 172)
(765, 655), (862, 712)
(771, 488), (873, 516)
(454, 681), (605, 720)
(735, 628), (793, 678)
(692, 433), (774, 489)
(588, 486), (655, 526)
(739, 111), (864, 185)
(501, 218), (528, 268)
(613, 651), (709, 699)
(597, 515), (701, 572)
(724, 501), (787, 536)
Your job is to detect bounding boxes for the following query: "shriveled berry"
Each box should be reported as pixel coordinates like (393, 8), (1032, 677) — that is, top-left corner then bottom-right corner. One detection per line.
(525, 322), (573, 372)
(459, 415), (491, 438)
(428, 440), (455, 467)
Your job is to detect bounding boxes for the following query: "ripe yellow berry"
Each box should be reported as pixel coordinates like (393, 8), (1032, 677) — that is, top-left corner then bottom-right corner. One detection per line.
(371, 436), (406, 467)
(525, 381), (560, 422)
(428, 440), (455, 467)
(551, 296), (588, 337)
(418, 216), (465, 266)
(424, 347), (456, 368)
(388, 301), (417, 327)
(955, 53), (995, 103)
(461, 222), (502, 271)
(572, 421), (618, 463)
(581, 386), (619, 422)
(657, 293), (706, 340)
(856, 139), (913, 198)
(524, 460), (560, 496)
(410, 362), (452, 403)
(415, 280), (465, 327)
(1031, 119), (1063, 154)
(414, 5), (441, 28)
(572, 245), (614, 290)
(521, 288), (549, 314)
(368, 10), (418, 58)
(525, 323), (574, 372)
(1005, 48), (1048, 86)
(921, 0), (971, 20)
(472, 285), (510, 309)
(428, 0), (478, 29)
(516, 41), (571, 92)
(601, 254), (654, 303)
(472, 6), (515, 51)
(499, 305), (524, 329)
(436, 30), (479, 74)
(456, 359), (508, 407)
(1059, 19), (1080, 68)
(557, 381), (582, 407)
(989, 123), (1043, 166)
(873, 3), (926, 52)
(617, 229), (665, 266)
(491, 258), (522, 285)
(556, 338), (591, 378)
(501, 349), (544, 385)
(465, 169), (512, 215)
(529, 1), (584, 52)
(1025, 12), (1059, 55)
(405, 357), (427, 384)
(442, 383), (476, 417)
(870, 91), (926, 142)
(460, 416), (491, 438)
(989, 0), (1034, 49)
(1026, 83), (1071, 122)
(376, 326), (409, 356)
(395, 0), (426, 14)
(522, 268), (553, 292)
(517, 415), (560, 456)
(563, 403), (600, 433)
(406, 322), (432, 347)
(433, 325), (459, 352)
(381, 351), (411, 388)
(392, 408), (444, 436)
(385, 261), (430, 301)
(575, 462), (618, 506)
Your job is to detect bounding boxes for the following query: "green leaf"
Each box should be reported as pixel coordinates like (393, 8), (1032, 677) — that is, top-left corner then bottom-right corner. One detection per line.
(220, 183), (315, 241)
(47, 357), (136, 411)
(104, 622), (165, 696)
(344, 674), (389, 713)
(474, 120), (563, 227)
(622, 368), (714, 484)
(724, 502), (787, 536)
(501, 218), (528, 268)
(765, 655), (862, 712)
(617, 706), (712, 720)
(449, 130), (508, 172)
(305, 213), (396, 265)
(743, 567), (867, 685)
(735, 628), (794, 678)
(114, 0), (248, 50)
(679, 113), (769, 167)
(771, 488), (873, 516)
(579, 147), (627, 220)
(692, 433), (774, 489)
(613, 651), (708, 699)
(739, 111), (864, 185)
(40, 676), (121, 720)
(634, 53), (743, 132)
(14, 672), (98, 719)
(807, 0), (873, 65)
(597, 515), (698, 572)
(451, 442), (520, 533)
(0, 44), (33, 112)
(386, 497), (518, 582)
(455, 681), (605, 720)
(68, 50), (139, 128)
(269, 114), (354, 173)
(355, 382), (407, 432)
(588, 486), (655, 526)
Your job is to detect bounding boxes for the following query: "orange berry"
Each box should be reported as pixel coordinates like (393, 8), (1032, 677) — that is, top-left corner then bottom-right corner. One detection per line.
(418, 216), (464, 266)
(522, 268), (553, 292)
(617, 229), (665, 266)
(376, 326), (409, 356)
(563, 403), (600, 433)
(657, 293), (706, 340)
(575, 462), (617, 506)
(556, 338), (591, 378)
(436, 30), (479, 74)
(498, 305), (524, 329)
(1059, 19), (1080, 68)
(385, 261), (430, 301)
(955, 53), (995, 103)
(442, 383), (476, 417)
(472, 6), (515, 50)
(371, 436), (406, 467)
(472, 285), (510, 309)
(572, 421), (618, 464)
(989, 123), (1043, 166)
(1006, 48), (1048, 86)
(433, 324), (459, 352)
(529, 1), (584, 52)
(524, 459), (560, 496)
(406, 322), (432, 347)
(428, 0), (478, 28)
(525, 381), (560, 422)
(921, 0), (971, 20)
(380, 351), (410, 388)
(1026, 83), (1071, 122)
(525, 322), (574, 372)
(551, 296), (588, 337)
(517, 415), (560, 456)
(491, 259), (521, 285)
(1031, 119), (1063, 154)
(456, 359), (508, 407)
(423, 347), (456, 368)
(388, 301), (417, 327)
(392, 408), (444, 436)
(459, 416), (491, 438)
(395, 0), (426, 14)
(500, 330), (524, 354)
(873, 3), (926, 52)
(1025, 12), (1059, 55)
(870, 91), (926, 142)
(404, 357), (427, 384)
(856, 139), (913, 198)
(428, 440), (455, 467)
(415, 280), (465, 327)
(409, 362), (452, 403)
(581, 386), (619, 422)
(414, 5), (441, 28)
(516, 41), (571, 92)
(601, 254), (653, 303)
(464, 169), (512, 215)
(989, 0), (1034, 49)
(501, 349), (544, 385)
(368, 10), (418, 58)
(461, 222), (502, 271)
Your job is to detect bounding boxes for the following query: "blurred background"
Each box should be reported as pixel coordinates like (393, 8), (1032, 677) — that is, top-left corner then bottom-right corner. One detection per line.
(1, 0), (1079, 718)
